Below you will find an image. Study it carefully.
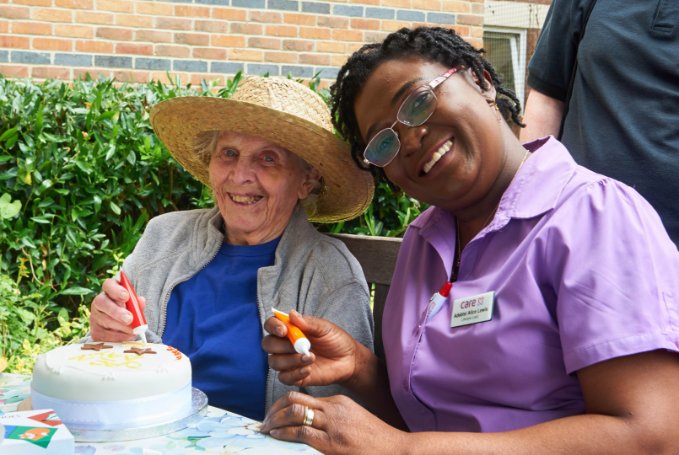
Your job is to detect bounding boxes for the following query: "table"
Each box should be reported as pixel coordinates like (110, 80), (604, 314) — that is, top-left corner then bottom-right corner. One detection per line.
(1, 373), (321, 454)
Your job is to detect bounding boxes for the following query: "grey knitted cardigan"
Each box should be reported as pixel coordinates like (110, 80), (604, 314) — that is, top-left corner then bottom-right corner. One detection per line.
(120, 205), (374, 412)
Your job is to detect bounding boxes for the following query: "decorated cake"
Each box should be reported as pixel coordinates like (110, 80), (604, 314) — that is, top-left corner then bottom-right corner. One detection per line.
(31, 341), (192, 430)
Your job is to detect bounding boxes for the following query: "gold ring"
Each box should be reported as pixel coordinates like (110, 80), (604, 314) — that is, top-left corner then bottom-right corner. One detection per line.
(302, 406), (315, 426)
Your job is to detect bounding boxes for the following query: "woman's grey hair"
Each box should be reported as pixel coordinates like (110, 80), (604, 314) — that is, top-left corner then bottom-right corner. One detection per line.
(194, 130), (220, 166)
(192, 130), (323, 216)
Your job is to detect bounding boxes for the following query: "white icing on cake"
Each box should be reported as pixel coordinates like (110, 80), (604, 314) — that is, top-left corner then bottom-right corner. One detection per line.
(31, 342), (193, 429)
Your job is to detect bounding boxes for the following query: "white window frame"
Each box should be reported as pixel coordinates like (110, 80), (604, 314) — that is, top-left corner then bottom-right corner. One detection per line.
(483, 26), (527, 106)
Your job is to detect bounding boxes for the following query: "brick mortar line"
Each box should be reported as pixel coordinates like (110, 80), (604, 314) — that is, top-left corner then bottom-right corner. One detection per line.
(0, 57), (340, 74)
(6, 3), (458, 21)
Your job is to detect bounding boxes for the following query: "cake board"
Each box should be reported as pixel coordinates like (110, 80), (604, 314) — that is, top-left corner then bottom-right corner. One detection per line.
(25, 387), (208, 443)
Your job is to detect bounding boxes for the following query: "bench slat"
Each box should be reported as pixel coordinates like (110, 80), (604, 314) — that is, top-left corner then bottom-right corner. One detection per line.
(331, 233), (402, 360)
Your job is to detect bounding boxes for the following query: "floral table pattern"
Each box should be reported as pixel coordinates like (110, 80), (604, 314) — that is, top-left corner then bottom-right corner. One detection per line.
(1, 373), (320, 454)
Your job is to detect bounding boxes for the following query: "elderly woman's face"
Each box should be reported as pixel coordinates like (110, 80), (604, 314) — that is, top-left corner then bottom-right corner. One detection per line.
(354, 58), (504, 213)
(209, 131), (317, 245)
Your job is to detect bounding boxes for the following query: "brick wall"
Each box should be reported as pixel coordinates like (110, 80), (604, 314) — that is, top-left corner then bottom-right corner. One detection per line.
(0, 0), (487, 84)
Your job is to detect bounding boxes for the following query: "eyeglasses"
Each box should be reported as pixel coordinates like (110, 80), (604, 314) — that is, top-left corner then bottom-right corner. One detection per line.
(363, 67), (460, 168)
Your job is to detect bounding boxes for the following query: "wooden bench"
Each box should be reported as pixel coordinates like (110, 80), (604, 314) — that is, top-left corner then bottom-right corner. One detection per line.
(331, 233), (402, 360)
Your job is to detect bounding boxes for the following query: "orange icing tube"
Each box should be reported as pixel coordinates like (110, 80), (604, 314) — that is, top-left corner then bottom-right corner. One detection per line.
(118, 271), (148, 343)
(272, 308), (311, 355)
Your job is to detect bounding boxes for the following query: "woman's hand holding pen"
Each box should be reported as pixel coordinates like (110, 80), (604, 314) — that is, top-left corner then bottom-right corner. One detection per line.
(90, 277), (146, 342)
(262, 311), (359, 387)
(263, 311), (406, 429)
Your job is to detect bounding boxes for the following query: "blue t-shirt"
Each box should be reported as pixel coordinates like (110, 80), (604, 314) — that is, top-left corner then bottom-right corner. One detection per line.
(163, 237), (280, 421)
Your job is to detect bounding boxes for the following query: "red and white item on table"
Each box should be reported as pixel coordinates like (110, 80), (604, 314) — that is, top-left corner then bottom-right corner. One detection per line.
(118, 271), (148, 343)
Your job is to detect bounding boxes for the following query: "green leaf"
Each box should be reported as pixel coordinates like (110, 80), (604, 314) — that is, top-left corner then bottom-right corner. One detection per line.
(16, 308), (36, 323)
(60, 286), (94, 296)
(110, 201), (121, 215)
(0, 193), (21, 219)
(105, 143), (116, 161)
(30, 215), (54, 224)
(0, 127), (18, 144)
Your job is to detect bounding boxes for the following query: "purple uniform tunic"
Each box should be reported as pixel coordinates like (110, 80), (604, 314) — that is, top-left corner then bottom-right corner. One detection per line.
(383, 137), (679, 432)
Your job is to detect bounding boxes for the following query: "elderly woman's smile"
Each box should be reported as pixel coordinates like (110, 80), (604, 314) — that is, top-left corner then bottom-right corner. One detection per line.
(228, 193), (263, 205)
(209, 131), (318, 246)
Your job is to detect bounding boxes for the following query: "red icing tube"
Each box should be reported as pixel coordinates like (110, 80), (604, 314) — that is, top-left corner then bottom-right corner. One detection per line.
(119, 271), (148, 343)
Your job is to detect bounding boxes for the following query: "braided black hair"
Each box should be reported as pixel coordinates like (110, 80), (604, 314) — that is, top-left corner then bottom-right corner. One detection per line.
(330, 26), (525, 176)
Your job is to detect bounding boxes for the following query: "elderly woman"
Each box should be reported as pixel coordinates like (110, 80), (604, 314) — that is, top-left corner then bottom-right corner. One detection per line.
(260, 27), (679, 454)
(89, 76), (375, 422)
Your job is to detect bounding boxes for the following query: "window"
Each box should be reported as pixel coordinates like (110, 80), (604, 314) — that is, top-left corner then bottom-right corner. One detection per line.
(483, 27), (527, 106)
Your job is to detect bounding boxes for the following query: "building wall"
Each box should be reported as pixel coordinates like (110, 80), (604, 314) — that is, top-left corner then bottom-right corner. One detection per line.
(0, 0), (488, 84)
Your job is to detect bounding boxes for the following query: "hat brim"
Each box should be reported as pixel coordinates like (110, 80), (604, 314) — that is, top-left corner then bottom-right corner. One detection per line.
(151, 97), (374, 223)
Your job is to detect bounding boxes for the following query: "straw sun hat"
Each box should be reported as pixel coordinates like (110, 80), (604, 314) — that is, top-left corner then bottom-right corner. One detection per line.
(150, 76), (374, 223)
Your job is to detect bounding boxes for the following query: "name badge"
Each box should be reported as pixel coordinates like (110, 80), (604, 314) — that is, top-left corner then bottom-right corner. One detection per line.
(451, 291), (495, 328)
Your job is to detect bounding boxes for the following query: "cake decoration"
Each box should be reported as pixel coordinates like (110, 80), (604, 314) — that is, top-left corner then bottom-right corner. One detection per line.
(166, 345), (183, 360)
(81, 342), (113, 351)
(123, 347), (157, 356)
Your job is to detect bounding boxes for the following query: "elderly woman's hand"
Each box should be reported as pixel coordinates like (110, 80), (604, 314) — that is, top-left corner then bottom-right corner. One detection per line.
(89, 277), (144, 342)
(262, 311), (359, 387)
(261, 391), (406, 455)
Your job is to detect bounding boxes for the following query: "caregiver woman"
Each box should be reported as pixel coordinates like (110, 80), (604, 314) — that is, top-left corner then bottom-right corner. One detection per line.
(261, 27), (679, 454)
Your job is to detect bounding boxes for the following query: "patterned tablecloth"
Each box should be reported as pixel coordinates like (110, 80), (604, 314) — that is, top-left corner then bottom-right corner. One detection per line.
(1, 373), (321, 454)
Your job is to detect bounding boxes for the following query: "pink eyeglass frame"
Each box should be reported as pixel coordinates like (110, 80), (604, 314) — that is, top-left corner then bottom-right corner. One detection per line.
(363, 66), (460, 167)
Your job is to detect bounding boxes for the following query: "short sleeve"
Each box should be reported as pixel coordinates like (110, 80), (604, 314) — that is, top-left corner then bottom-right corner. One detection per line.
(547, 179), (679, 373)
(527, 0), (591, 100)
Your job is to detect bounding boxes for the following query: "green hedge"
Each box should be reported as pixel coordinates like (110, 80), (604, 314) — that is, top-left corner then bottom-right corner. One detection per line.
(0, 73), (424, 373)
